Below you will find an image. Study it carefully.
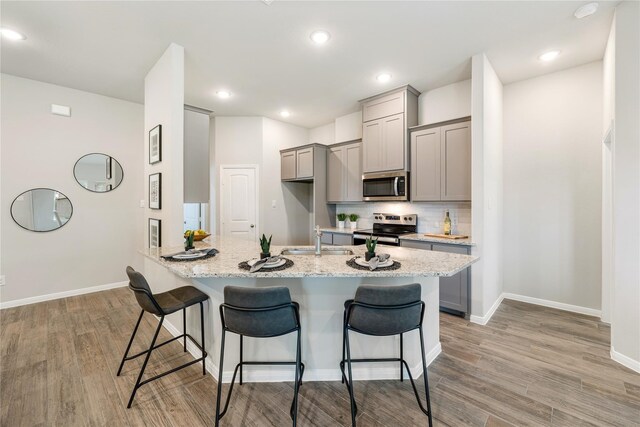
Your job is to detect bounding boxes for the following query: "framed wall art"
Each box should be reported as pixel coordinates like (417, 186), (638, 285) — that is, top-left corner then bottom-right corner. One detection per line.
(149, 173), (161, 209)
(149, 124), (162, 164)
(148, 218), (161, 248)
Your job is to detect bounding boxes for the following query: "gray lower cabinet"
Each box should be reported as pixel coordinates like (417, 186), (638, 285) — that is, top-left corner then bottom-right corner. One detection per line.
(321, 232), (353, 246)
(400, 239), (470, 316)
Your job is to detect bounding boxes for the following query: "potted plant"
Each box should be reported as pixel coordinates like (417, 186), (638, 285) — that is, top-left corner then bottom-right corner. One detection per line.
(365, 236), (378, 261)
(259, 234), (272, 259)
(337, 213), (347, 229)
(184, 230), (195, 251)
(349, 213), (359, 230)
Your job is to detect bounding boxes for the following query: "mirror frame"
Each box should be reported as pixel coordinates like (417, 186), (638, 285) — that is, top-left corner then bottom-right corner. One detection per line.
(73, 152), (124, 193)
(10, 187), (74, 233)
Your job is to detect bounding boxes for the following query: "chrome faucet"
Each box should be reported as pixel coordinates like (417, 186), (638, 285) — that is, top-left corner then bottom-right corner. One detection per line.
(314, 225), (322, 256)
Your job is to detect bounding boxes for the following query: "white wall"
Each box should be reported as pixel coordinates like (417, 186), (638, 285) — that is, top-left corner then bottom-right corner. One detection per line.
(0, 74), (144, 304)
(184, 109), (210, 203)
(335, 110), (362, 143)
(610, 1), (640, 371)
(144, 43), (185, 248)
(419, 79), (471, 126)
(470, 54), (504, 321)
(503, 62), (603, 311)
(308, 122), (335, 145)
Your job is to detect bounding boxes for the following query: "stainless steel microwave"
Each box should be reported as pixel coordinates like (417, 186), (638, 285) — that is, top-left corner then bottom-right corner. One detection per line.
(362, 171), (409, 201)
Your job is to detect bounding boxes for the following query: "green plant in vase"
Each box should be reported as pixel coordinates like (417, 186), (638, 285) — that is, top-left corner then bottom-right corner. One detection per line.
(259, 234), (272, 259)
(348, 213), (359, 230)
(184, 230), (195, 251)
(337, 213), (347, 229)
(365, 236), (378, 261)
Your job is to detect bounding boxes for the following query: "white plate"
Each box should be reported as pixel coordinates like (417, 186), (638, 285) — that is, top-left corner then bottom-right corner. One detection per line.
(354, 257), (394, 268)
(247, 258), (287, 269)
(173, 252), (208, 260)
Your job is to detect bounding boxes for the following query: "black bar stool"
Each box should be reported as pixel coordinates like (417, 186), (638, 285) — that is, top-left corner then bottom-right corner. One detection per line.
(340, 283), (433, 427)
(117, 266), (209, 408)
(214, 286), (304, 427)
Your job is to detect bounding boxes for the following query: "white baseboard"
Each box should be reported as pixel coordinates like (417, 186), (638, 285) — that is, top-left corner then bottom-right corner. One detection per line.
(470, 294), (504, 325)
(502, 293), (601, 318)
(0, 280), (129, 309)
(611, 347), (640, 374)
(163, 319), (442, 383)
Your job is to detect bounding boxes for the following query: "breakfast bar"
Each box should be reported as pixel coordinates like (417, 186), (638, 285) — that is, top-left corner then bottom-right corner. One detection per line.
(143, 236), (477, 383)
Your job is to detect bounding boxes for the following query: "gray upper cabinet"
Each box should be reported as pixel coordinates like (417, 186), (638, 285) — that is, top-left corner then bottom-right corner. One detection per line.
(281, 150), (297, 180)
(327, 141), (362, 203)
(281, 145), (321, 181)
(410, 119), (471, 202)
(360, 86), (419, 174)
(441, 122), (471, 200)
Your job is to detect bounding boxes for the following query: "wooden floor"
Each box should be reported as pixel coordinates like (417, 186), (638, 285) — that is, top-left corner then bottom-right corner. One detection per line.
(1, 287), (639, 426)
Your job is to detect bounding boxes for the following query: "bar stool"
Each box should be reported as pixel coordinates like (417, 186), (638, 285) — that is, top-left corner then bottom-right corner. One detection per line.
(214, 286), (304, 427)
(117, 266), (209, 408)
(340, 283), (433, 427)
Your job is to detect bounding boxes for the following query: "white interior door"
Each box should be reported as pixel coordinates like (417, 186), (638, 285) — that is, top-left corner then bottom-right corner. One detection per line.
(221, 166), (258, 241)
(184, 203), (201, 232)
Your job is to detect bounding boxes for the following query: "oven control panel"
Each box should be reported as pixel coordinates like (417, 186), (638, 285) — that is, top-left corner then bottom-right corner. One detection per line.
(372, 213), (417, 226)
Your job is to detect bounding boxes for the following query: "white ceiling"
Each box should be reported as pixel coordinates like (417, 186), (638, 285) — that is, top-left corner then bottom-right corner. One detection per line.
(1, 1), (616, 128)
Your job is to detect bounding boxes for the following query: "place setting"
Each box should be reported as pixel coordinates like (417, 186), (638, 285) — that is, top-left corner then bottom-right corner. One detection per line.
(346, 237), (401, 271)
(161, 230), (218, 262)
(238, 234), (294, 273)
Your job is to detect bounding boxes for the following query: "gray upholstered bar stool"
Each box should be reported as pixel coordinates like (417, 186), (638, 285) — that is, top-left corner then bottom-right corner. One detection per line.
(118, 266), (209, 408)
(340, 283), (433, 427)
(215, 286), (304, 427)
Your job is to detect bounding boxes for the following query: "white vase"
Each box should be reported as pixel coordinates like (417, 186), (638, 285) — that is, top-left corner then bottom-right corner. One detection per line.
(338, 221), (345, 229)
(350, 221), (357, 230)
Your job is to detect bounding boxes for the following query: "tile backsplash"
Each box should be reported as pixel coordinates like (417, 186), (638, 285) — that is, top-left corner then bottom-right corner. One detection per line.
(336, 202), (472, 236)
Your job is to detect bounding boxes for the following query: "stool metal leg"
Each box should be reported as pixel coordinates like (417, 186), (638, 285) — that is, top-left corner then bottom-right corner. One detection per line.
(214, 329), (226, 427)
(200, 302), (206, 375)
(239, 335), (244, 385)
(419, 326), (433, 427)
(400, 333), (404, 382)
(117, 309), (144, 376)
(183, 308), (187, 352)
(127, 315), (164, 408)
(291, 328), (301, 426)
(345, 327), (357, 427)
(341, 311), (346, 384)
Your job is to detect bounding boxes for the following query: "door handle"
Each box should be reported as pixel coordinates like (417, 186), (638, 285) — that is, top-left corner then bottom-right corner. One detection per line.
(250, 224), (255, 228)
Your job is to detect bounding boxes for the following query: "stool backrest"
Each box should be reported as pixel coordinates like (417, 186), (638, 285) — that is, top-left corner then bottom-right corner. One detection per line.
(126, 266), (163, 315)
(347, 283), (423, 336)
(222, 286), (298, 337)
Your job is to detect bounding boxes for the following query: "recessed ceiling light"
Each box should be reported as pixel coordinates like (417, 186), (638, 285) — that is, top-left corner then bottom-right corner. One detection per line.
(216, 90), (231, 99)
(280, 110), (291, 118)
(0, 28), (26, 41)
(310, 30), (331, 45)
(376, 73), (392, 83)
(574, 2), (599, 19)
(538, 51), (560, 62)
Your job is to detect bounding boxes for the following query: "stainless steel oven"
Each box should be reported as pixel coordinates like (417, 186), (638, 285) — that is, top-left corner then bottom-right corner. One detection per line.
(362, 171), (409, 202)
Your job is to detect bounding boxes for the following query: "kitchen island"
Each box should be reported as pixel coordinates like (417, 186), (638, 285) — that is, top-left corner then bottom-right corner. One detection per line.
(142, 236), (477, 383)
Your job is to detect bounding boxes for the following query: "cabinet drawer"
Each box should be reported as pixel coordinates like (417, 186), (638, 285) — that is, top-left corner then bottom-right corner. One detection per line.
(332, 234), (353, 246)
(363, 91), (404, 122)
(400, 240), (432, 250)
(320, 233), (333, 245)
(431, 244), (469, 255)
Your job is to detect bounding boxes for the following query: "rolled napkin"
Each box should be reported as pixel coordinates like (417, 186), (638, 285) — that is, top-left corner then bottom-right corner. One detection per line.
(368, 253), (391, 270)
(162, 248), (218, 259)
(250, 256), (282, 273)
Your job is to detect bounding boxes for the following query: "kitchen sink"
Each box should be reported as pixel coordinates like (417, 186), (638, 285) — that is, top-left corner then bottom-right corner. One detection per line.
(280, 248), (354, 256)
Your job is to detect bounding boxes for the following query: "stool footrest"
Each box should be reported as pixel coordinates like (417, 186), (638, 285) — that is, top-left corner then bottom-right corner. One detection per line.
(123, 333), (205, 362)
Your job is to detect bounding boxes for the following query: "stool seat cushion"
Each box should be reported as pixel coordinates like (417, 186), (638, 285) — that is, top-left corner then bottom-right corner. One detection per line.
(346, 283), (422, 336)
(223, 286), (297, 337)
(155, 286), (209, 315)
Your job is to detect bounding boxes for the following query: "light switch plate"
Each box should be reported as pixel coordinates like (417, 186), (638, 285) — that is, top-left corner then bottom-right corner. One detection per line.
(51, 104), (71, 117)
(271, 200), (276, 208)
(139, 199), (145, 208)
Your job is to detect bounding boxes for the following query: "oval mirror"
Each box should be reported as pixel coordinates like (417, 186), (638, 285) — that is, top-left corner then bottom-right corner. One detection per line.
(73, 153), (124, 192)
(11, 188), (73, 232)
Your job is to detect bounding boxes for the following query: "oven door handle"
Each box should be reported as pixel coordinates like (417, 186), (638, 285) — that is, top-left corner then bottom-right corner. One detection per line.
(354, 234), (398, 244)
(393, 177), (399, 196)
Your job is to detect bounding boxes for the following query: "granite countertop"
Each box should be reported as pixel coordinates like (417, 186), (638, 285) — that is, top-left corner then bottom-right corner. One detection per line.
(143, 235), (478, 279)
(399, 233), (475, 246)
(319, 227), (357, 235)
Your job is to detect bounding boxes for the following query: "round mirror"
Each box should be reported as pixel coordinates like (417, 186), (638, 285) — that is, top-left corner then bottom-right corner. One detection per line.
(11, 188), (73, 232)
(73, 153), (123, 192)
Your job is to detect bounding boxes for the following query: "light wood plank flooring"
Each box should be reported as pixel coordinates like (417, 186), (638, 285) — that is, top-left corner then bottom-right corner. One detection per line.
(1, 287), (639, 426)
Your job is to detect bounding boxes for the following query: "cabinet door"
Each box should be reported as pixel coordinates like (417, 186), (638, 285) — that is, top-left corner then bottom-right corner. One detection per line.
(281, 151), (296, 180)
(411, 127), (441, 201)
(381, 113), (405, 171)
(320, 233), (333, 245)
(441, 121), (471, 201)
(333, 234), (353, 246)
(432, 244), (469, 314)
(362, 119), (383, 173)
(296, 147), (314, 178)
(362, 91), (405, 122)
(327, 146), (345, 202)
(344, 142), (363, 201)
(399, 240), (432, 250)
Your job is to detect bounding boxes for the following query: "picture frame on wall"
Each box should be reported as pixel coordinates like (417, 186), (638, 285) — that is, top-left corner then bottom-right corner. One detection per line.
(149, 173), (161, 209)
(149, 124), (162, 164)
(148, 218), (161, 248)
